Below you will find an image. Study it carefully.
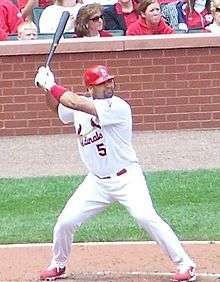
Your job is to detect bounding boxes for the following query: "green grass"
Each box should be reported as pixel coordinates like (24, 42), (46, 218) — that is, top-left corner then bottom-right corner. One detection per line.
(0, 170), (219, 244)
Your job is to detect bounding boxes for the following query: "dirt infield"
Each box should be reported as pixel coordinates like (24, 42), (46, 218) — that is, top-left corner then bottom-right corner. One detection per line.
(0, 242), (219, 281)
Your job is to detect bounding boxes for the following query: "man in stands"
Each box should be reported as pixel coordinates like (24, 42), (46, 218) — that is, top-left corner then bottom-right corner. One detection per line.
(103, 0), (139, 34)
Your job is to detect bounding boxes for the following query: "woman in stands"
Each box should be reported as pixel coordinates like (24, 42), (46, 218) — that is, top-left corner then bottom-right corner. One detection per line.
(39, 0), (83, 33)
(75, 3), (112, 37)
(0, 0), (23, 40)
(103, 0), (139, 34)
(126, 0), (174, 35)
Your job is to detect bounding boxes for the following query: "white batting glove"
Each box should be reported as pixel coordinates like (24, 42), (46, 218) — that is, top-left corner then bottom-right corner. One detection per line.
(35, 66), (55, 92)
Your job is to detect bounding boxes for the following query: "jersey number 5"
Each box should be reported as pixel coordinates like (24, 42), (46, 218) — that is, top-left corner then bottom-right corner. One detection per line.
(96, 143), (107, 156)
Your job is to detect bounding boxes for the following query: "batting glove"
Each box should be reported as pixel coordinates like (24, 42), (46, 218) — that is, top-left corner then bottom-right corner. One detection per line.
(35, 66), (55, 92)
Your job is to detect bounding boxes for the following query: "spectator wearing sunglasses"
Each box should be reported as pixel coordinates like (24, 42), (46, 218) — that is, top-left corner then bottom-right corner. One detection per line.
(103, 0), (139, 34)
(75, 3), (112, 37)
(126, 0), (174, 35)
(205, 0), (220, 32)
(39, 0), (83, 33)
(0, 0), (23, 40)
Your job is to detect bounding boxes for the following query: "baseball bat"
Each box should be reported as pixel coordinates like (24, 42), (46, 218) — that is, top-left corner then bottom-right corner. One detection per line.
(45, 11), (70, 67)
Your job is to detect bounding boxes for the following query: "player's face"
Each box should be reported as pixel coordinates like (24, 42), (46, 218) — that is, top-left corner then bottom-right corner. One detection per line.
(91, 78), (115, 99)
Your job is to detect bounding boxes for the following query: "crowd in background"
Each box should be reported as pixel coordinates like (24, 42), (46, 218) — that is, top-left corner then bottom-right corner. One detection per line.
(0, 0), (220, 40)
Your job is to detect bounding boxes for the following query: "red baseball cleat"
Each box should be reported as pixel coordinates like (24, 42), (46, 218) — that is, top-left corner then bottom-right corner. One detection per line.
(171, 265), (196, 282)
(40, 266), (66, 281)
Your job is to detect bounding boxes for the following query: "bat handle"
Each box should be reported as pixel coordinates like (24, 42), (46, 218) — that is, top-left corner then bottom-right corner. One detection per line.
(46, 44), (57, 67)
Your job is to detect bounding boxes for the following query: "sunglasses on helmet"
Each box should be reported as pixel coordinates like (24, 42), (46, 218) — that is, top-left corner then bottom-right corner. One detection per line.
(89, 15), (104, 22)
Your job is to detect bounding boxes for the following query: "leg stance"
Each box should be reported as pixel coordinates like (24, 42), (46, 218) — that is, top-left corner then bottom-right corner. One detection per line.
(51, 174), (112, 268)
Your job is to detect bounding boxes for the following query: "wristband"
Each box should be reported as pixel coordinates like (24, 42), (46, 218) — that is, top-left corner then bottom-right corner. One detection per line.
(50, 84), (67, 102)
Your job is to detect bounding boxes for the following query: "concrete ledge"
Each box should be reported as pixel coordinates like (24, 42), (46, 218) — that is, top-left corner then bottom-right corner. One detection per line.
(1, 33), (220, 56)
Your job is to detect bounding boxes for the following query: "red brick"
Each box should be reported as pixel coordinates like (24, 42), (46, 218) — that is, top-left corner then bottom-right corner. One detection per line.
(178, 121), (201, 129)
(189, 112), (211, 120)
(143, 98), (166, 106)
(132, 106), (153, 114)
(144, 114), (166, 122)
(177, 105), (200, 113)
(189, 96), (211, 104)
(5, 120), (27, 128)
(166, 81), (188, 89)
(154, 74), (176, 81)
(213, 112), (220, 119)
(212, 96), (220, 103)
(155, 106), (176, 114)
(3, 72), (24, 79)
(188, 64), (210, 72)
(154, 89), (176, 97)
(175, 56), (198, 64)
(201, 120), (220, 128)
(133, 115), (144, 123)
(3, 104), (26, 112)
(28, 119), (50, 127)
(166, 113), (189, 121)
(133, 123), (154, 131)
(188, 80), (211, 88)
(155, 122), (177, 130)
(201, 104), (220, 111)
(167, 97), (188, 105)
(165, 65), (187, 73)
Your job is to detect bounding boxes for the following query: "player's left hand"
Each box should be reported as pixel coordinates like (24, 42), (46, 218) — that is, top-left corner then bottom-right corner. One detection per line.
(35, 66), (55, 92)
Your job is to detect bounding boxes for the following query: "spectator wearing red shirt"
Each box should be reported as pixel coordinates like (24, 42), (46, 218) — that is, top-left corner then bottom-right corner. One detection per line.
(126, 0), (174, 35)
(0, 0), (23, 40)
(19, 0), (54, 19)
(103, 0), (138, 34)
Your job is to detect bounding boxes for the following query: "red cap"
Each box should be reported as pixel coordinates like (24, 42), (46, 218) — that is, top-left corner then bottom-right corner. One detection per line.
(83, 65), (114, 86)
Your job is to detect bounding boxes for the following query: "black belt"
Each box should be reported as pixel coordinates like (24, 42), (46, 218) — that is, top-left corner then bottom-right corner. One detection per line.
(95, 168), (127, 179)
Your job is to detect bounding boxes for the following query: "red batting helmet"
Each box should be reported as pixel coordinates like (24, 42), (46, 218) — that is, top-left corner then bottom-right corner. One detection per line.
(83, 65), (114, 87)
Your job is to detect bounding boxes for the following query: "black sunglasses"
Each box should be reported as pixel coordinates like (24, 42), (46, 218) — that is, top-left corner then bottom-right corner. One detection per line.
(89, 15), (104, 22)
(216, 7), (220, 12)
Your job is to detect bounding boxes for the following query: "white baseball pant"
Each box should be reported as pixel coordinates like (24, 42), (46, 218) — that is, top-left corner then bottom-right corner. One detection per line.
(50, 163), (194, 269)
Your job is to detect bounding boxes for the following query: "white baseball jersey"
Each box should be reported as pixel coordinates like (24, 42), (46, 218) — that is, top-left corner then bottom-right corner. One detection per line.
(58, 95), (138, 177)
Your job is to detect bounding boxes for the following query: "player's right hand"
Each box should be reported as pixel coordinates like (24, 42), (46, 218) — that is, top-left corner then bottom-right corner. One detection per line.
(35, 66), (55, 92)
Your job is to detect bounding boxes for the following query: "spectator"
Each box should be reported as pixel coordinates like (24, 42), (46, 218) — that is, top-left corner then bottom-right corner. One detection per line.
(17, 20), (38, 39)
(206, 0), (220, 32)
(103, 0), (139, 34)
(176, 0), (213, 31)
(75, 3), (112, 37)
(39, 0), (83, 33)
(159, 0), (179, 30)
(0, 0), (23, 41)
(126, 0), (174, 35)
(19, 0), (54, 20)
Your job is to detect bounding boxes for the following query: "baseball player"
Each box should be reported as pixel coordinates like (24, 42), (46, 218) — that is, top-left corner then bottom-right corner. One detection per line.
(35, 65), (196, 282)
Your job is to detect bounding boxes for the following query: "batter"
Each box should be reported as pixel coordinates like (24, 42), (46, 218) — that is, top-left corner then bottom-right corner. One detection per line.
(35, 65), (196, 282)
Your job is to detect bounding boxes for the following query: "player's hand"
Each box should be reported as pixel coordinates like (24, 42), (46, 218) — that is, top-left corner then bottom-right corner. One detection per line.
(35, 66), (55, 92)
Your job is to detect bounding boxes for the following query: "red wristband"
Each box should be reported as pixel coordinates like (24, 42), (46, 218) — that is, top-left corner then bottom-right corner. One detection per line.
(50, 84), (67, 102)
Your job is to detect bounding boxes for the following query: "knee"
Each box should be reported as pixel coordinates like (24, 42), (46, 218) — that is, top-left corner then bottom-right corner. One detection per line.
(134, 211), (161, 228)
(54, 218), (79, 235)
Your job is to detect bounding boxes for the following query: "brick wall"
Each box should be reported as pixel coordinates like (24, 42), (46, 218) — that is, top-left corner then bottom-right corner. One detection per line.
(0, 34), (220, 136)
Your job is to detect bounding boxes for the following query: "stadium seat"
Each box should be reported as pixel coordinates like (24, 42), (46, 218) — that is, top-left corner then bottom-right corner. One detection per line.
(7, 34), (18, 40)
(109, 29), (124, 36)
(32, 7), (44, 33)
